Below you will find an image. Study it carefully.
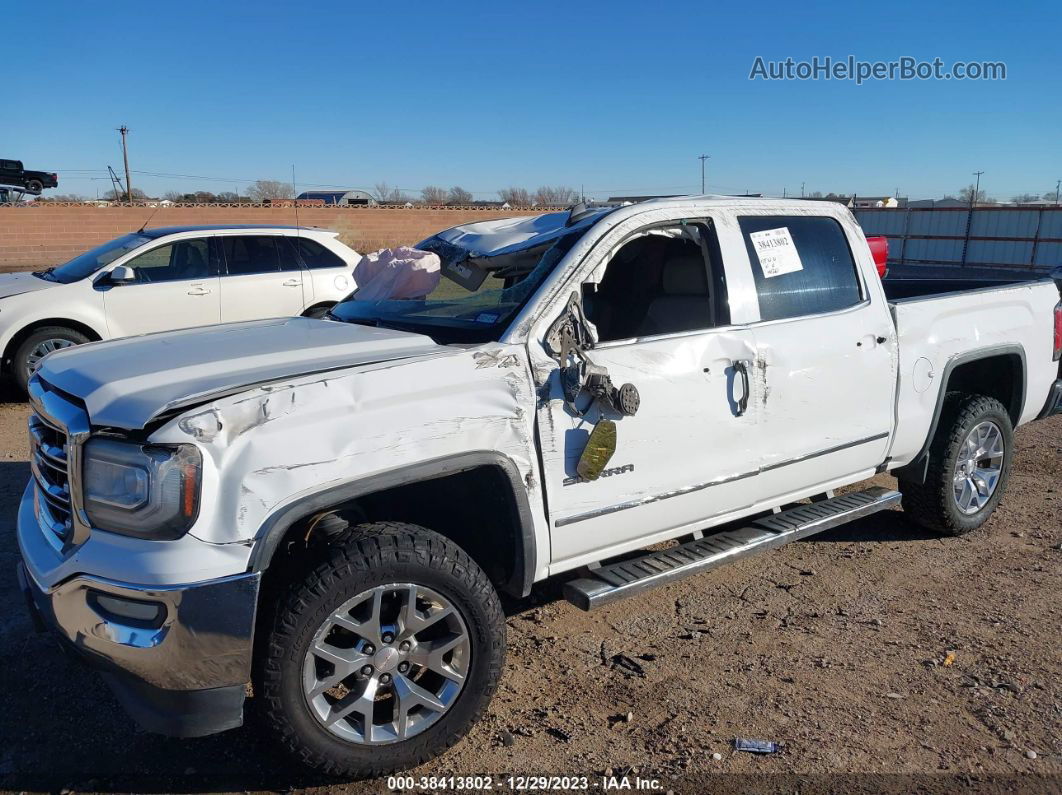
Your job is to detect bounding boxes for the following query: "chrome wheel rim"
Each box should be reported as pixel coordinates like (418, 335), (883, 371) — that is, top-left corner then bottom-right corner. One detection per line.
(25, 338), (76, 376)
(952, 420), (1004, 515)
(303, 583), (471, 745)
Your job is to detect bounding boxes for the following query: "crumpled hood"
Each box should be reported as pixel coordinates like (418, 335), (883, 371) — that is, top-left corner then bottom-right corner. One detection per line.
(0, 271), (57, 299)
(38, 317), (444, 429)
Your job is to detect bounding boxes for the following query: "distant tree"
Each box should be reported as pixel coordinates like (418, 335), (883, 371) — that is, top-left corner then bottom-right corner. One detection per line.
(373, 181), (412, 204)
(1044, 190), (1061, 204)
(247, 180), (294, 202)
(498, 187), (531, 206)
(421, 186), (449, 205)
(808, 190), (823, 198)
(533, 186), (578, 206)
(1011, 193), (1040, 205)
(215, 191), (239, 203)
(958, 184), (996, 205)
(104, 188), (148, 201)
(447, 186), (473, 205)
(191, 191), (217, 203)
(39, 193), (85, 202)
(162, 191), (184, 202)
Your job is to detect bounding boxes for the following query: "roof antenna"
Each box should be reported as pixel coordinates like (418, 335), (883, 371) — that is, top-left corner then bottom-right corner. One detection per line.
(137, 201), (162, 234)
(291, 164), (299, 236)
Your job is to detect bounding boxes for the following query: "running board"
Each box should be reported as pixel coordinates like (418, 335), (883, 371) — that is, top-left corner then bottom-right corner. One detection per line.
(562, 487), (901, 611)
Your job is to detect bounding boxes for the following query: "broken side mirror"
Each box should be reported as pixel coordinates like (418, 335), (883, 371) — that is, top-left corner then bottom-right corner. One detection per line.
(576, 419), (617, 481)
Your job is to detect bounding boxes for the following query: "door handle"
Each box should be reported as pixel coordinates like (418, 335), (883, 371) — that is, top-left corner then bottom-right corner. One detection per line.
(187, 287), (211, 296)
(734, 359), (752, 416)
(282, 278), (302, 287)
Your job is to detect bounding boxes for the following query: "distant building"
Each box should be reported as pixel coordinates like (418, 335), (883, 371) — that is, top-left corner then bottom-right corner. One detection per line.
(296, 190), (376, 206)
(907, 198), (967, 208)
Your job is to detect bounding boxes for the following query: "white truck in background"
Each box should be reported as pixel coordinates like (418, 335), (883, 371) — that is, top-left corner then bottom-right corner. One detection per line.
(17, 196), (1061, 778)
(0, 225), (361, 392)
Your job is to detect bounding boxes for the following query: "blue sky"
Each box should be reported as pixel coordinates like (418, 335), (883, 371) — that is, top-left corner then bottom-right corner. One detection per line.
(9, 0), (1060, 201)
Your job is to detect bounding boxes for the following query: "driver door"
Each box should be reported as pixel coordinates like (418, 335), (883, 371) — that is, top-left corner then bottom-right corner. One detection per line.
(102, 236), (221, 338)
(531, 221), (762, 569)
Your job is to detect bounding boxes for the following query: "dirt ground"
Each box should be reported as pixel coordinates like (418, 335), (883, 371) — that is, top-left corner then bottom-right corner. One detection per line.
(0, 381), (1058, 794)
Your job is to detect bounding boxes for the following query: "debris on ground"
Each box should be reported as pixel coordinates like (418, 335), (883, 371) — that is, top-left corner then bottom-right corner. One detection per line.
(732, 738), (782, 754)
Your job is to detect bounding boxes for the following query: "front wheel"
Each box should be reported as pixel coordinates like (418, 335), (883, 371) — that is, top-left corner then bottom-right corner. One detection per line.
(899, 394), (1014, 536)
(257, 522), (506, 778)
(13, 326), (90, 393)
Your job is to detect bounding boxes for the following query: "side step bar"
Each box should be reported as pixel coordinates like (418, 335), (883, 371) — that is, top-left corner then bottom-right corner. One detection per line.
(562, 486), (901, 611)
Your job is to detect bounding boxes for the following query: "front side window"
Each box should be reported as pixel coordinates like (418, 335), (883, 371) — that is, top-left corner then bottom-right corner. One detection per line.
(585, 224), (728, 342)
(124, 238), (212, 283)
(739, 215), (862, 322)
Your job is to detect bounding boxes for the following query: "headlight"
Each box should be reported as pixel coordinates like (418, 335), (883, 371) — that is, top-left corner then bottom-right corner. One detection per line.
(82, 438), (202, 539)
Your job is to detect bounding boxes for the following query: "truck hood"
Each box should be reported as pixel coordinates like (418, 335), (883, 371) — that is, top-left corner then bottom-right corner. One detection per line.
(0, 271), (58, 299)
(37, 317), (444, 429)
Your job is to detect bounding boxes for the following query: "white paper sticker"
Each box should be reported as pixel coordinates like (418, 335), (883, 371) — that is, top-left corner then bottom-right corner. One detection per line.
(749, 227), (803, 278)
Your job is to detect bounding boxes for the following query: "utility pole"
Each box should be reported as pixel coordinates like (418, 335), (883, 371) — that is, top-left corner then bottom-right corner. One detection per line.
(118, 126), (132, 202)
(801, 181), (805, 198)
(1055, 179), (1060, 206)
(971, 170), (984, 207)
(698, 154), (710, 194)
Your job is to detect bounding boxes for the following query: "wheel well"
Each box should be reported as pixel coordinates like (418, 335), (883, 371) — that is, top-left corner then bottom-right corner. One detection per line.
(945, 352), (1024, 425)
(2, 318), (102, 372)
(301, 302), (335, 317)
(257, 464), (530, 606)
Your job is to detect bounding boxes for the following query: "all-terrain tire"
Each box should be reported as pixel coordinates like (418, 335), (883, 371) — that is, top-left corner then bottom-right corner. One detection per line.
(256, 522), (506, 778)
(13, 326), (90, 393)
(899, 393), (1014, 536)
(25, 179), (43, 194)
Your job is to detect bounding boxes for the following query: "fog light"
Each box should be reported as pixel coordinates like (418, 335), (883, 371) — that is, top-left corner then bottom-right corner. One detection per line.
(91, 592), (164, 626)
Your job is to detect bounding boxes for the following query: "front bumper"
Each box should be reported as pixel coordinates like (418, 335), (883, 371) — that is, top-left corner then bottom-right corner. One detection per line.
(17, 555), (260, 738)
(1037, 379), (1062, 419)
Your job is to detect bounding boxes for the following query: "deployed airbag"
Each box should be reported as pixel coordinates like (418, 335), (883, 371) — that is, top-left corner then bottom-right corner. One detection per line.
(353, 246), (442, 300)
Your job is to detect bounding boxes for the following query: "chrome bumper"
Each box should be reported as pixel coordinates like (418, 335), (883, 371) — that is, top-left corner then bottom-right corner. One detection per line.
(17, 525), (260, 737)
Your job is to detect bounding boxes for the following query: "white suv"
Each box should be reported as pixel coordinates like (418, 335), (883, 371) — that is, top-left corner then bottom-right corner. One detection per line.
(0, 225), (361, 391)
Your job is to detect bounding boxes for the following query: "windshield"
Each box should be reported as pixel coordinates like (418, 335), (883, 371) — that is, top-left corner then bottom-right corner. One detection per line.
(330, 222), (593, 343)
(40, 233), (152, 284)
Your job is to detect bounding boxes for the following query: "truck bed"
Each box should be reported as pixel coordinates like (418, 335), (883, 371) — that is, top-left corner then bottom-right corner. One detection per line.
(883, 276), (1036, 302)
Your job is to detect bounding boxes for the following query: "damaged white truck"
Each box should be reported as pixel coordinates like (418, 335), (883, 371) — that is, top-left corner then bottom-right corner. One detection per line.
(17, 197), (1062, 778)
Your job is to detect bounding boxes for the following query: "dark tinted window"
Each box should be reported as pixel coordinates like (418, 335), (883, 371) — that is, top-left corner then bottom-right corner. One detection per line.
(295, 238), (346, 269)
(222, 235), (298, 275)
(125, 239), (212, 283)
(739, 216), (862, 321)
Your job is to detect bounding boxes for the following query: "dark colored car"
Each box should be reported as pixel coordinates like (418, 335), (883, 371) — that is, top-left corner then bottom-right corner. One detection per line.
(0, 159), (58, 194)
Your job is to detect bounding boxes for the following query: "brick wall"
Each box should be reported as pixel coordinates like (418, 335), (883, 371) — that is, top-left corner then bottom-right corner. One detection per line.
(0, 204), (540, 272)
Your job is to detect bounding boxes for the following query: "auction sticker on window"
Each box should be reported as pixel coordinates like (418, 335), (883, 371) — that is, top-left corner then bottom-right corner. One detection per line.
(749, 226), (803, 277)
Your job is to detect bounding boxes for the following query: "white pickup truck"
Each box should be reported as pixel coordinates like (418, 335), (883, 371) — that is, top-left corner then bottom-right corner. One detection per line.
(17, 197), (1061, 778)
(0, 225), (361, 392)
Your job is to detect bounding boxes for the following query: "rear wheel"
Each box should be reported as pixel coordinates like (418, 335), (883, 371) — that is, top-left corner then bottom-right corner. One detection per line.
(13, 326), (90, 393)
(257, 522), (505, 778)
(899, 394), (1013, 536)
(25, 179), (43, 194)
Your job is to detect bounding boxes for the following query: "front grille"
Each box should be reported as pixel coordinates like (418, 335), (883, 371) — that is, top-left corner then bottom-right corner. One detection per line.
(29, 413), (73, 545)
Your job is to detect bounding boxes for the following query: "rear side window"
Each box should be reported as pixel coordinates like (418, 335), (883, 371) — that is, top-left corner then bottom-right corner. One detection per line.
(222, 236), (299, 275)
(295, 238), (346, 269)
(738, 216), (863, 322)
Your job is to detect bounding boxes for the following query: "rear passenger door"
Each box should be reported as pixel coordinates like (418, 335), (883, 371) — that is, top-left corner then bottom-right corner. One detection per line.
(738, 214), (897, 499)
(218, 234), (307, 322)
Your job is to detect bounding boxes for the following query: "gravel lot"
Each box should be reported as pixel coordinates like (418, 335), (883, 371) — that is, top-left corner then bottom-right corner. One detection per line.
(0, 382), (1058, 794)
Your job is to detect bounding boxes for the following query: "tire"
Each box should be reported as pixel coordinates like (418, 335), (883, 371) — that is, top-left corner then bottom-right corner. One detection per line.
(256, 522), (506, 778)
(25, 179), (43, 194)
(13, 326), (90, 393)
(303, 304), (334, 319)
(899, 393), (1014, 536)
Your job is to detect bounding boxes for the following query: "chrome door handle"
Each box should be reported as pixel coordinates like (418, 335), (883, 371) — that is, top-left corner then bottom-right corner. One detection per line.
(734, 359), (752, 417)
(187, 287), (211, 296)
(282, 279), (302, 287)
